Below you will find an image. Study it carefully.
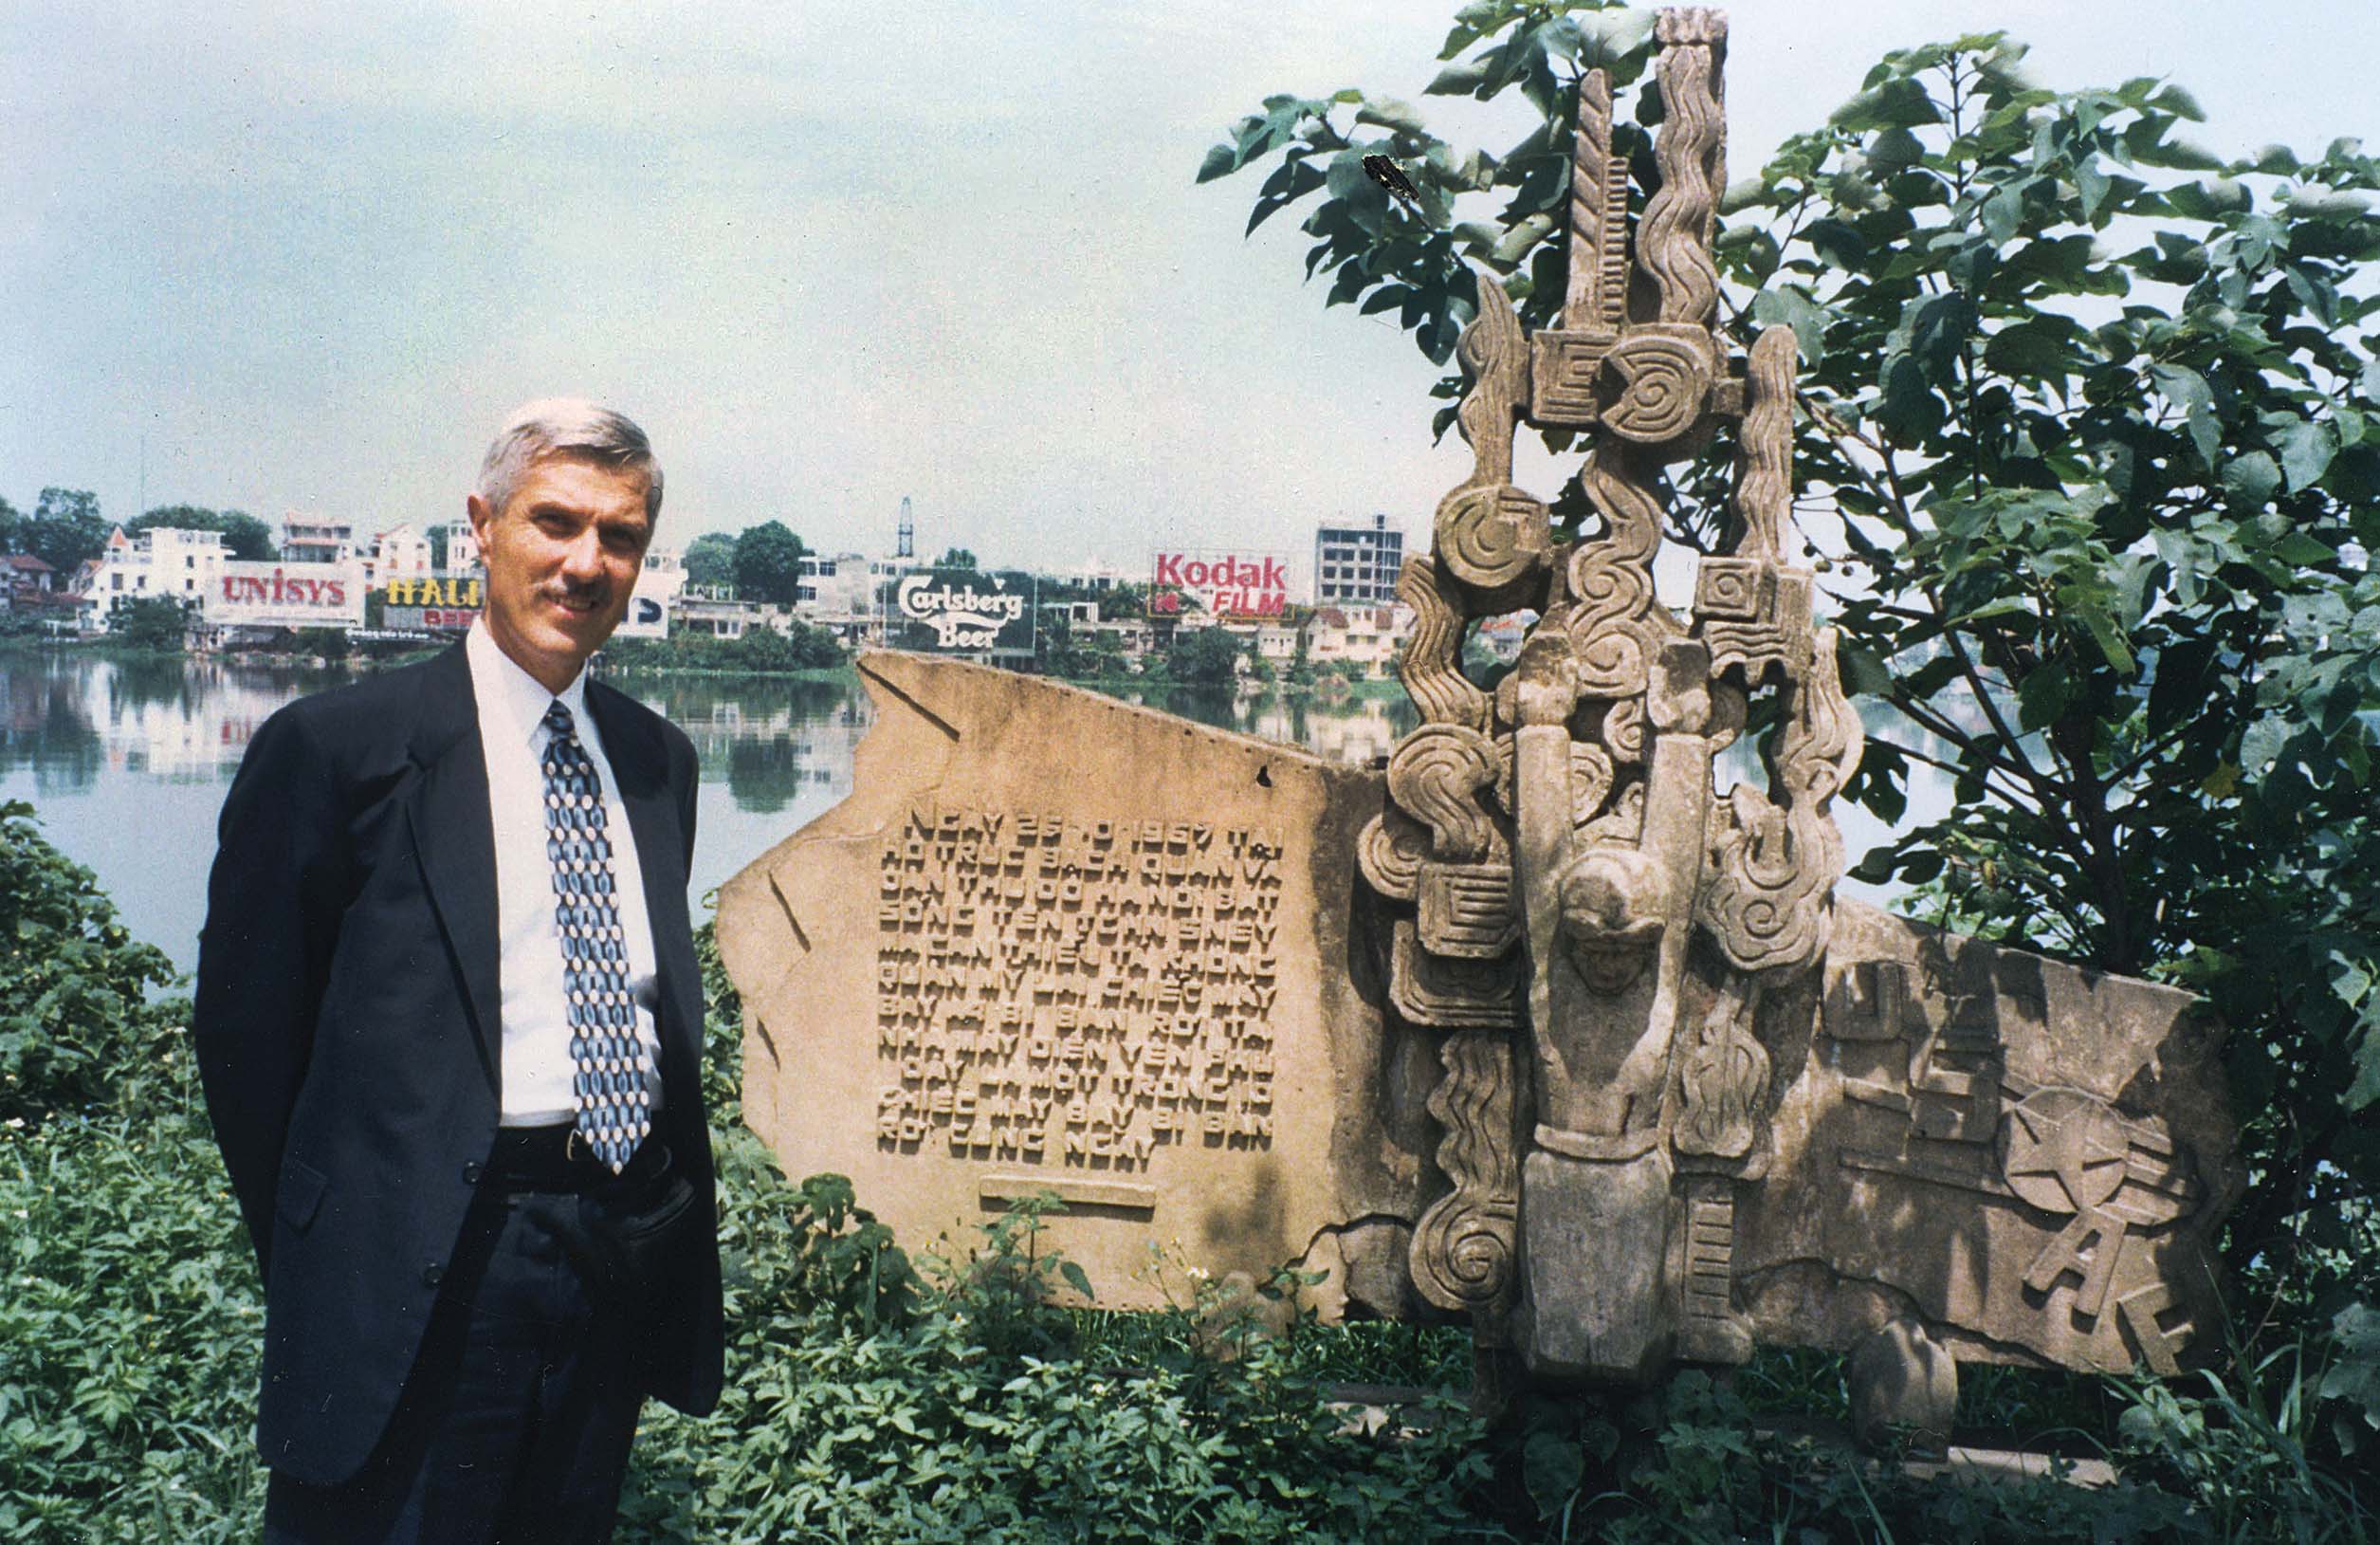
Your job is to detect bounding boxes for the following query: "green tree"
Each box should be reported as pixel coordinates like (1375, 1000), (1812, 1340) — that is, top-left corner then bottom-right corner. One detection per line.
(684, 530), (738, 590)
(1036, 610), (1079, 676)
(108, 596), (192, 653)
(0, 494), (22, 555)
(1167, 627), (1248, 686)
(1204, 8), (2380, 1295)
(127, 506), (276, 561)
(732, 521), (806, 607)
(26, 487), (106, 575)
(935, 547), (979, 571)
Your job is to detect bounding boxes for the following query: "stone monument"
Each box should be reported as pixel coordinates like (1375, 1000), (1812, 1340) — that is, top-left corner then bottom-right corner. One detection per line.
(719, 7), (2239, 1436)
(719, 653), (1437, 1319)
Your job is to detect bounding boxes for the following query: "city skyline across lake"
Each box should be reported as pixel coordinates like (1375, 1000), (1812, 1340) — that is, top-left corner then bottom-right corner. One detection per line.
(0, 650), (1936, 978)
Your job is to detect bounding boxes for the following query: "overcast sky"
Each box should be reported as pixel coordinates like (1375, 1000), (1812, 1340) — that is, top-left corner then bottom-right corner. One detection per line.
(5, 1), (2375, 582)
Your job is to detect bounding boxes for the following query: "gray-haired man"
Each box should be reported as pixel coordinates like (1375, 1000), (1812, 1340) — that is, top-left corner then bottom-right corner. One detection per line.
(194, 400), (723, 1540)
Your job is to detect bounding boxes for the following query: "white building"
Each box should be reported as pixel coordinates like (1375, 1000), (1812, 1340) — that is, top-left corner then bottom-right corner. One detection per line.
(78, 525), (232, 633)
(1303, 604), (1413, 677)
(674, 594), (760, 639)
(282, 511), (356, 564)
(1054, 557), (1137, 594)
(434, 520), (481, 574)
(795, 551), (875, 623)
(370, 524), (436, 585)
(613, 546), (689, 639)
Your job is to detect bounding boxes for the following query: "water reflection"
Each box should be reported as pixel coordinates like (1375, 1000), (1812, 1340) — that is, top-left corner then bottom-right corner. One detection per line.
(620, 675), (867, 815)
(0, 653), (339, 794)
(0, 649), (1936, 974)
(1080, 682), (1420, 767)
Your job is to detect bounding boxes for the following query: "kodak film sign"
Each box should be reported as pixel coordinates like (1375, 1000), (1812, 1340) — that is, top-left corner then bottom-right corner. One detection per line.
(1150, 550), (1288, 620)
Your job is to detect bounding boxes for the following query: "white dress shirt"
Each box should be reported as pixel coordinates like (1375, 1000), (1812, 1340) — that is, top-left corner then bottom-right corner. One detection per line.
(466, 621), (665, 1126)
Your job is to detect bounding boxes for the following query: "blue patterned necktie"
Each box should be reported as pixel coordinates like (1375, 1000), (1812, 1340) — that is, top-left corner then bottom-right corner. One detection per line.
(540, 699), (650, 1172)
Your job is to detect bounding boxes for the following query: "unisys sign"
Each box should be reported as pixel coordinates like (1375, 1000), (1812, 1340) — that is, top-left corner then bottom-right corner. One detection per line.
(1150, 550), (1288, 619)
(210, 561), (367, 629)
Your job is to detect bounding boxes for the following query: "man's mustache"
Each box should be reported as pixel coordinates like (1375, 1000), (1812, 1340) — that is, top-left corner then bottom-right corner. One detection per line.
(541, 580), (612, 609)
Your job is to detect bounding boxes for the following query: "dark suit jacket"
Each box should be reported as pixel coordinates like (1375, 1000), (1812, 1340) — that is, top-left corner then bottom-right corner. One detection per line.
(192, 642), (724, 1486)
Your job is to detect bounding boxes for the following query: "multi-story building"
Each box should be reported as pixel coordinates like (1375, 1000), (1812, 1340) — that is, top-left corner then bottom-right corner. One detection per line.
(77, 525), (232, 632)
(282, 511), (356, 564)
(795, 551), (875, 624)
(1302, 604), (1413, 678)
(433, 520), (481, 574)
(1313, 513), (1404, 605)
(674, 594), (760, 639)
(369, 524), (436, 587)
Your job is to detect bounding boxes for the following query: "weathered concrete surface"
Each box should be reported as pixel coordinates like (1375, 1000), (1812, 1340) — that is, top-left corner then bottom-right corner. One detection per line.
(717, 652), (1432, 1316)
(1735, 900), (2242, 1376)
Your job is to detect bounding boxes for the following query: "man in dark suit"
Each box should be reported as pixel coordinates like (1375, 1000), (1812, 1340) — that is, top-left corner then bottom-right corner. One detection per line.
(194, 400), (723, 1540)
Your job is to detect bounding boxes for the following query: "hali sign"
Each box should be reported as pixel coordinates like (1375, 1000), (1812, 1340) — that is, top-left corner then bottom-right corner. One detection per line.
(211, 562), (366, 629)
(382, 577), (483, 609)
(892, 569), (1034, 653)
(1151, 550), (1288, 619)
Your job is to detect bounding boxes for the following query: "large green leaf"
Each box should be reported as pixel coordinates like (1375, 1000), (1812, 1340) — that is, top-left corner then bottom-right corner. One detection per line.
(2222, 451), (2283, 507)
(2274, 418), (2340, 491)
(1831, 76), (1944, 133)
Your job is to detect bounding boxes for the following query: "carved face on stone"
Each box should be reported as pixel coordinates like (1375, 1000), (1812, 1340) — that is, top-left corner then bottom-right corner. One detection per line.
(1558, 847), (1668, 975)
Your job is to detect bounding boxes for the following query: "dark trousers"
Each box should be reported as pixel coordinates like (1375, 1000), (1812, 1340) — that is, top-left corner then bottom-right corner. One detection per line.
(262, 1186), (650, 1543)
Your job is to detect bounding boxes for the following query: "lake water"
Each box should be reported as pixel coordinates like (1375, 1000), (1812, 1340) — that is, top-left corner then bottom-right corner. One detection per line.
(0, 651), (1929, 977)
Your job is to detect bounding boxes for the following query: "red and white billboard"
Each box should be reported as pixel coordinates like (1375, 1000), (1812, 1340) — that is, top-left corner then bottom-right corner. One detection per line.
(1150, 550), (1288, 619)
(210, 562), (367, 629)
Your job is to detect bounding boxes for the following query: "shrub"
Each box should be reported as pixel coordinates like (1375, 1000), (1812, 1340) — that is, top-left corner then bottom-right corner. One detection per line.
(0, 801), (180, 1128)
(603, 622), (847, 675)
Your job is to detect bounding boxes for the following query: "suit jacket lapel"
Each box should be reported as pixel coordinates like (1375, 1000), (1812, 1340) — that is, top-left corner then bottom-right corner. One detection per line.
(587, 684), (703, 1076)
(403, 643), (503, 1091)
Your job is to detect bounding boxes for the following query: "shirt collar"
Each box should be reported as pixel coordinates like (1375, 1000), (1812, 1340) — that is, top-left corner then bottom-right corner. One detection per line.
(466, 618), (592, 749)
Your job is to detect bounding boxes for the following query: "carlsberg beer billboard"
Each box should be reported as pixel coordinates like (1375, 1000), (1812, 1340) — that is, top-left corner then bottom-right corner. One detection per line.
(892, 568), (1034, 655)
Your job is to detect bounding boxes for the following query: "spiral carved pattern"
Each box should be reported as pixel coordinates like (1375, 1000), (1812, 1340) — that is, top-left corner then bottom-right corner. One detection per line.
(1601, 696), (1646, 763)
(1566, 449), (1664, 698)
(1357, 809), (1430, 902)
(1573, 626), (1649, 701)
(1387, 725), (1500, 862)
(1410, 1027), (1519, 1313)
(1437, 482), (1551, 595)
(1602, 331), (1712, 444)
(1695, 561), (1762, 618)
(1640, 22), (1725, 328)
(1396, 556), (1491, 731)
(1733, 326), (1796, 561)
(1698, 633), (1862, 975)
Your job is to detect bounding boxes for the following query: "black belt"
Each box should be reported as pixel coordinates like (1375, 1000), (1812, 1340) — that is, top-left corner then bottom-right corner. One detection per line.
(486, 1124), (669, 1193)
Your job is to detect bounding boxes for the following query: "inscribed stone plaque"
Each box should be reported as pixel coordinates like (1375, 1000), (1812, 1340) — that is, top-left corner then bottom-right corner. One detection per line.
(717, 652), (1431, 1315)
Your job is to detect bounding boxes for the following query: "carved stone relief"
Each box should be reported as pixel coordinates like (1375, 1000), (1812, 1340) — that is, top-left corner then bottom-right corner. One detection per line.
(1359, 6), (2239, 1397)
